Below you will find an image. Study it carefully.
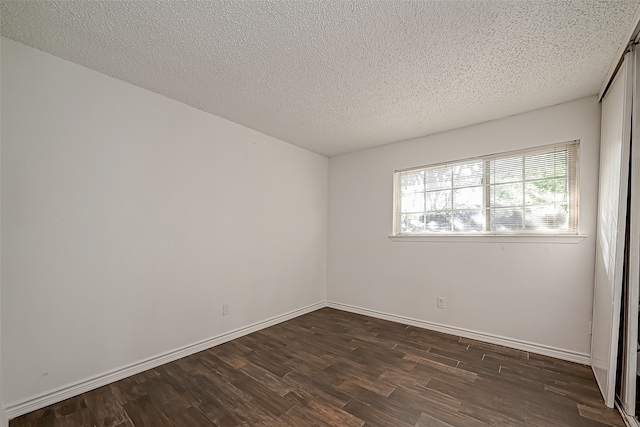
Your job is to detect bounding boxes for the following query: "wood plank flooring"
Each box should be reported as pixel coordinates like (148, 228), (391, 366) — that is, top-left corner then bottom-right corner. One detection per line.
(10, 307), (624, 426)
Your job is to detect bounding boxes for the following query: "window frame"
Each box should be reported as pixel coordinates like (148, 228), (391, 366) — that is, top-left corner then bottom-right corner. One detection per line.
(392, 141), (580, 238)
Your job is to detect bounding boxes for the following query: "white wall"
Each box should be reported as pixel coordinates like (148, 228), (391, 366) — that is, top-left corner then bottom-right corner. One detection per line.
(0, 37), (328, 408)
(328, 96), (600, 357)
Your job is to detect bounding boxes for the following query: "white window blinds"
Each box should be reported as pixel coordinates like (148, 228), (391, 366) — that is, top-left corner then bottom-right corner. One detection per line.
(393, 141), (579, 235)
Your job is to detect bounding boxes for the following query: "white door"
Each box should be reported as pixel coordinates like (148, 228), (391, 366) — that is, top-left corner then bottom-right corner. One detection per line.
(591, 52), (633, 408)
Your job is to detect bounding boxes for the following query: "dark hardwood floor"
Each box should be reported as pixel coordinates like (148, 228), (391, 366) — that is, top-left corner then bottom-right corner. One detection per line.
(10, 307), (624, 426)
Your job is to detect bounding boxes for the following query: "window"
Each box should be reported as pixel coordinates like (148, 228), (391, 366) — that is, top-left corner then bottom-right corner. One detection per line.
(393, 141), (579, 235)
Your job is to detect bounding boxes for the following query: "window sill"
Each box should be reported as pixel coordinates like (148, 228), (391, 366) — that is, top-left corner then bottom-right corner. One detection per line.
(388, 233), (587, 244)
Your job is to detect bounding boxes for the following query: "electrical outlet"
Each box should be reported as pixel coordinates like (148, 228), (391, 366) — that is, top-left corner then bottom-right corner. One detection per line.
(222, 304), (230, 316)
(437, 297), (445, 309)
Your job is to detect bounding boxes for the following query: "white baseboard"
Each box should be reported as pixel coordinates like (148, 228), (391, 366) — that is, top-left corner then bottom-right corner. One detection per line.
(6, 299), (592, 420)
(5, 301), (325, 420)
(327, 301), (591, 365)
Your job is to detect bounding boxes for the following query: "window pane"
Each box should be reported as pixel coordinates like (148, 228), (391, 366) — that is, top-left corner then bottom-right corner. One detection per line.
(401, 171), (424, 194)
(490, 157), (523, 183)
(424, 212), (451, 232)
(453, 186), (482, 209)
(490, 208), (524, 231)
(453, 210), (483, 231)
(525, 152), (558, 180)
(525, 205), (568, 230)
(400, 213), (425, 233)
(394, 141), (577, 235)
(525, 179), (555, 205)
(401, 193), (424, 213)
(453, 162), (483, 187)
(554, 178), (567, 203)
(490, 183), (523, 207)
(424, 167), (452, 190)
(426, 190), (451, 211)
(554, 151), (568, 176)
(526, 150), (568, 180)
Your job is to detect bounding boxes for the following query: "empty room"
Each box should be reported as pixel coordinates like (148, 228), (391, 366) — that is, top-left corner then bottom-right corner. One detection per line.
(2, 1), (640, 426)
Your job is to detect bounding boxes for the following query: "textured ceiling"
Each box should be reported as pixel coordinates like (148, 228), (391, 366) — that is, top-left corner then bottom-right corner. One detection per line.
(1, 1), (639, 157)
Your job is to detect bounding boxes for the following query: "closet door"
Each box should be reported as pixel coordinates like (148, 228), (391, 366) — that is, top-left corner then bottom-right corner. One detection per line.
(591, 52), (633, 408)
(622, 47), (640, 415)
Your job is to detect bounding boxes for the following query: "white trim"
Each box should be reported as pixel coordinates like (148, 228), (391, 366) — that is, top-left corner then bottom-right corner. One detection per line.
(327, 301), (591, 365)
(592, 364), (608, 404)
(616, 401), (639, 427)
(5, 301), (325, 420)
(389, 234), (587, 244)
